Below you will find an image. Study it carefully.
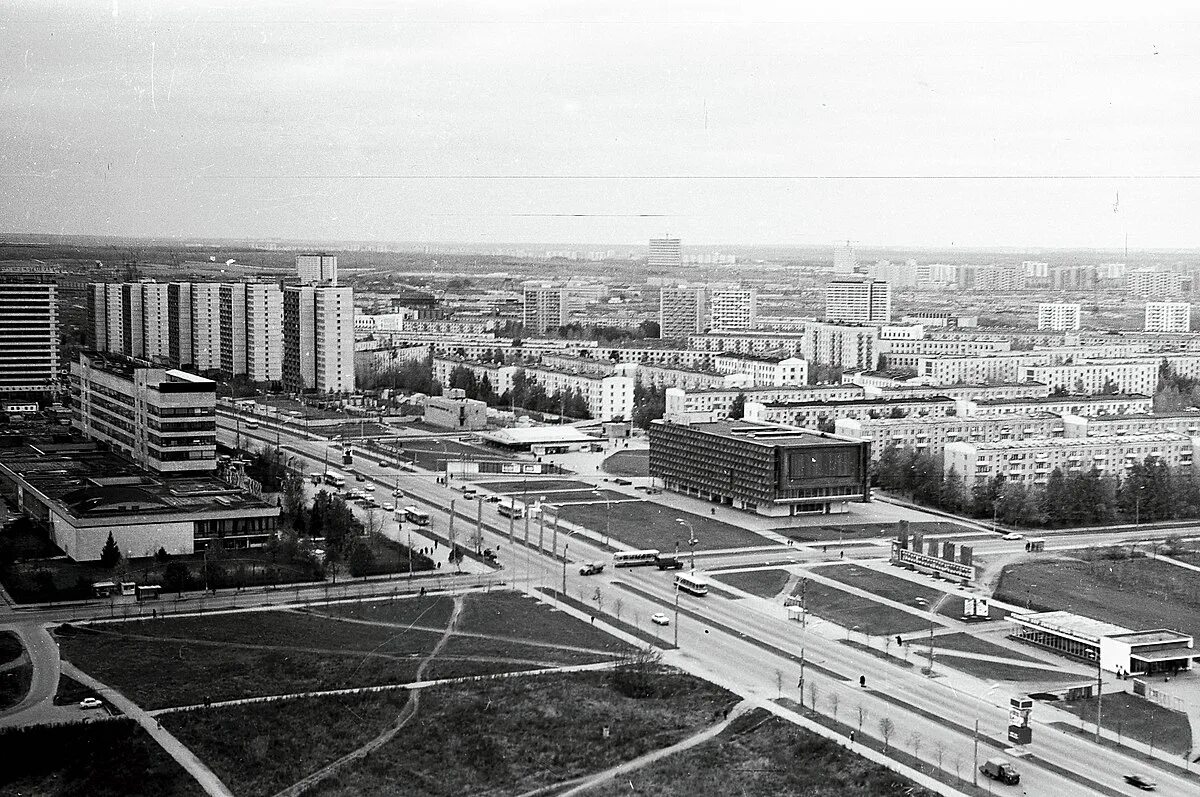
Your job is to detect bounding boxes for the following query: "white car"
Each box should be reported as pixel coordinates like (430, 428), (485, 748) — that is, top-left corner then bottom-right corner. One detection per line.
(383, 503), (395, 512)
(1001, 532), (1024, 541)
(651, 612), (670, 626)
(363, 484), (375, 492)
(391, 489), (404, 497)
(79, 697), (103, 709)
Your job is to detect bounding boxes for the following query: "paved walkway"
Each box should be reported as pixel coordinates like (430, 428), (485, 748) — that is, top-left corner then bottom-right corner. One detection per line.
(0, 622), (60, 726)
(60, 660), (235, 797)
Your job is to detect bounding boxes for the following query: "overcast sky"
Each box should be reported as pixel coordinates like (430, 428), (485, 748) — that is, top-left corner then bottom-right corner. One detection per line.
(3, 1), (1200, 248)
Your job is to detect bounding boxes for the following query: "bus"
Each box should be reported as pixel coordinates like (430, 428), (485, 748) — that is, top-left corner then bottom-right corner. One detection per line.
(498, 500), (525, 519)
(674, 572), (709, 596)
(404, 506), (431, 526)
(613, 549), (660, 568)
(323, 471), (346, 489)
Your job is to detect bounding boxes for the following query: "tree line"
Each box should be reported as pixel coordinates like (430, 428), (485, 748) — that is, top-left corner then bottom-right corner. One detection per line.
(875, 445), (1200, 527)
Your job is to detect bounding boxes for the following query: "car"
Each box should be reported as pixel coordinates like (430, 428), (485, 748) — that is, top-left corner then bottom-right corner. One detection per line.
(1124, 774), (1157, 791)
(486, 495), (502, 503)
(383, 502), (395, 512)
(579, 562), (605, 576)
(651, 612), (670, 626)
(244, 422), (258, 430)
(355, 474), (366, 482)
(79, 697), (103, 709)
(378, 460), (391, 468)
(1001, 532), (1024, 541)
(392, 489), (404, 497)
(363, 484), (374, 492)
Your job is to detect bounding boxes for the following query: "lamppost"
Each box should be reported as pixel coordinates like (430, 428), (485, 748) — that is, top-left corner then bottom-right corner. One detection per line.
(972, 683), (1002, 787)
(675, 518), (698, 570)
(591, 490), (611, 545)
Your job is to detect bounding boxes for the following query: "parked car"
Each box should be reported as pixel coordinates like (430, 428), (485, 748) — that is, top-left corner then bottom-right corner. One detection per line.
(1123, 774), (1157, 791)
(651, 612), (670, 626)
(383, 503), (395, 512)
(79, 697), (103, 709)
(363, 484), (375, 492)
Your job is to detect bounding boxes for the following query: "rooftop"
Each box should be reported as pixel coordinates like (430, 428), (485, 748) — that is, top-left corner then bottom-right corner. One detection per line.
(656, 419), (862, 449)
(974, 393), (1151, 406)
(948, 432), (1190, 452)
(1014, 610), (1132, 642)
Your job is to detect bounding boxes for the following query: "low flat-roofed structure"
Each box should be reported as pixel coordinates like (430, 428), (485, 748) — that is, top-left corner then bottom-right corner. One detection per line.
(0, 440), (279, 561)
(479, 425), (597, 455)
(1011, 610), (1195, 675)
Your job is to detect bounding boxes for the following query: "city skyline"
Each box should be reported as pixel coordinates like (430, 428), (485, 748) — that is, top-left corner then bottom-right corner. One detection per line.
(4, 2), (1200, 248)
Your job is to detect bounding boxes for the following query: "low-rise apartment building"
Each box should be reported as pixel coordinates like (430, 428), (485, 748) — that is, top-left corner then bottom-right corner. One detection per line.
(746, 396), (957, 429)
(711, 354), (808, 386)
(664, 384), (868, 424)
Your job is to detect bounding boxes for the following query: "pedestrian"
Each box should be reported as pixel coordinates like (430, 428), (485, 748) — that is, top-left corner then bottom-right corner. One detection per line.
(823, 545), (827, 553)
(849, 730), (855, 743)
(839, 550), (844, 559)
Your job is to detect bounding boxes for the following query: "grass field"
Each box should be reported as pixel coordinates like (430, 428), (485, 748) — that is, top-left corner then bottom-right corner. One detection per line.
(317, 595), (457, 627)
(994, 556), (1200, 642)
(476, 478), (594, 494)
(537, 488), (631, 505)
(602, 450), (649, 477)
(1056, 692), (1193, 756)
(907, 632), (1046, 664)
(0, 719), (203, 797)
(587, 707), (936, 797)
(930, 654), (1075, 684)
(455, 591), (630, 652)
(792, 580), (942, 636)
(52, 672), (104, 707)
(0, 660), (32, 710)
(0, 630), (21, 664)
(711, 568), (792, 598)
(774, 520), (975, 543)
(818, 563), (1007, 620)
(557, 501), (770, 551)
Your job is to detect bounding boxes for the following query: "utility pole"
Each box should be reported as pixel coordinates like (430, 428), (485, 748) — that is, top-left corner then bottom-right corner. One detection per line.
(474, 497), (483, 554)
(537, 505), (546, 558)
(799, 647), (806, 709)
(561, 543), (568, 595)
(550, 512), (559, 562)
(800, 578), (807, 629)
(447, 498), (457, 569)
(928, 615), (935, 675)
(1095, 654), (1103, 743)
(973, 719), (979, 787)
(523, 502), (532, 590)
(673, 585), (680, 647)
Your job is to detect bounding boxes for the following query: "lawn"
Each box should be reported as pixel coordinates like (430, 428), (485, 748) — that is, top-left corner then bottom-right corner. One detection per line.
(774, 520), (975, 543)
(307, 669), (734, 796)
(818, 564), (1006, 620)
(476, 478), (595, 494)
(929, 654), (1075, 684)
(52, 672), (104, 706)
(317, 595), (457, 628)
(0, 630), (22, 664)
(1056, 692), (1193, 756)
(455, 591), (631, 652)
(791, 580), (941, 636)
(993, 555), (1200, 642)
(711, 568), (792, 598)
(557, 501), (770, 551)
(602, 450), (649, 477)
(587, 707), (936, 797)
(907, 632), (1046, 664)
(0, 660), (32, 710)
(0, 719), (203, 797)
(537, 488), (631, 505)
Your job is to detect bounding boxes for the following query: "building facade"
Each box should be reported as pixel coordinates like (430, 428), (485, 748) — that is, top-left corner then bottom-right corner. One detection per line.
(296, 253), (338, 285)
(659, 285), (706, 340)
(1145, 301), (1192, 333)
(708, 286), (757, 331)
(648, 237), (683, 269)
(522, 282), (568, 334)
(0, 277), (59, 393)
(825, 278), (892, 324)
(282, 284), (355, 394)
(649, 419), (871, 516)
(1037, 302), (1082, 331)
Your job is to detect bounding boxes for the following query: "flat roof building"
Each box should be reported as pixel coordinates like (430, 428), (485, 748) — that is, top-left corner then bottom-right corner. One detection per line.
(826, 278), (892, 324)
(1012, 611), (1194, 675)
(1145, 301), (1192, 333)
(659, 284), (706, 341)
(296, 253), (338, 285)
(1037, 302), (1082, 331)
(0, 276), (59, 394)
(649, 418), (871, 516)
(282, 284), (355, 394)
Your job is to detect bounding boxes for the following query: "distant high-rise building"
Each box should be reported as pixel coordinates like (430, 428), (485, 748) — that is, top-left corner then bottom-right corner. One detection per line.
(296, 253), (338, 285)
(1037, 302), (1082, 331)
(832, 241), (857, 274)
(1145, 301), (1192, 333)
(0, 273), (59, 393)
(648, 237), (682, 269)
(282, 284), (355, 394)
(1128, 268), (1181, 299)
(659, 285), (706, 340)
(825, 278), (892, 324)
(522, 281), (567, 334)
(865, 260), (917, 288)
(708, 286), (757, 331)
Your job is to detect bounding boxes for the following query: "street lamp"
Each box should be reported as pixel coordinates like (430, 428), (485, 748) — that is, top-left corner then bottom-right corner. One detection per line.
(675, 518), (698, 570)
(591, 490), (611, 545)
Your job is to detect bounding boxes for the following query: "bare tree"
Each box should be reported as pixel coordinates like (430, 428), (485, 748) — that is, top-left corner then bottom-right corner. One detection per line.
(613, 597), (623, 621)
(907, 730), (922, 762)
(775, 668), (783, 698)
(828, 691), (840, 722)
(857, 704), (868, 733)
(593, 587), (604, 615)
(363, 507), (383, 542)
(808, 680), (819, 713)
(879, 717), (895, 752)
(953, 753), (962, 781)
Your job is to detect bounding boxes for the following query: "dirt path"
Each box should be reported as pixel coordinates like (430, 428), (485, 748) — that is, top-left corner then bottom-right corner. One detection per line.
(271, 594), (465, 797)
(534, 700), (751, 797)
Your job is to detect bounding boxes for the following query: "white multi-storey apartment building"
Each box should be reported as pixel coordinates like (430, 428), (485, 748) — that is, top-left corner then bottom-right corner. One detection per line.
(0, 276), (58, 393)
(522, 281), (567, 334)
(832, 241), (857, 274)
(296, 253), (338, 285)
(825, 278), (892, 324)
(1128, 268), (1181, 298)
(945, 434), (1197, 488)
(1022, 361), (1158, 396)
(282, 284), (355, 394)
(712, 354), (808, 386)
(1037, 302), (1082, 331)
(664, 384), (868, 424)
(1145, 302), (1192, 333)
(659, 284), (706, 340)
(708, 286), (757, 331)
(648, 237), (682, 269)
(523, 365), (634, 421)
(72, 352), (217, 473)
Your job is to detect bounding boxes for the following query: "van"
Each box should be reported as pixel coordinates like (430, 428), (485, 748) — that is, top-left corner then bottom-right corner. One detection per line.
(655, 555), (684, 570)
(979, 757), (1019, 785)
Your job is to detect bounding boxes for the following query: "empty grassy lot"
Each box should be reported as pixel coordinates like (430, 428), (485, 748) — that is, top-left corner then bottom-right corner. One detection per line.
(602, 449), (649, 477)
(317, 595), (457, 627)
(587, 707), (936, 797)
(907, 632), (1046, 664)
(1056, 691), (1193, 756)
(535, 488), (632, 505)
(994, 555), (1200, 642)
(711, 568), (792, 598)
(0, 719), (203, 797)
(476, 478), (594, 494)
(456, 591), (628, 650)
(929, 655), (1075, 684)
(774, 520), (975, 543)
(792, 580), (942, 636)
(557, 501), (770, 551)
(817, 564), (1007, 620)
(0, 630), (21, 664)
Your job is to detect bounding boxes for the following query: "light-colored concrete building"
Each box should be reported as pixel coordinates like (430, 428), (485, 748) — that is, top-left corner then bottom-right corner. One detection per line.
(1022, 361), (1158, 396)
(648, 237), (683, 269)
(712, 354), (808, 386)
(0, 277), (59, 393)
(425, 389), (488, 430)
(659, 284), (706, 340)
(825, 278), (892, 324)
(708, 286), (757, 331)
(282, 284), (355, 394)
(1037, 302), (1082, 331)
(1145, 302), (1192, 333)
(523, 365), (634, 421)
(522, 281), (568, 334)
(664, 384), (868, 424)
(296, 253), (338, 285)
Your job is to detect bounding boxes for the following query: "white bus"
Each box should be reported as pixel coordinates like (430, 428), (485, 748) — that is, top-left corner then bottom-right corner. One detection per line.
(498, 500), (525, 519)
(323, 471), (346, 489)
(674, 572), (709, 596)
(613, 549), (660, 568)
(404, 506), (431, 526)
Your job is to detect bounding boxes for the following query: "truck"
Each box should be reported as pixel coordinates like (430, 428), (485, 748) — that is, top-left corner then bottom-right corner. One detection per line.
(655, 555), (685, 570)
(579, 562), (606, 576)
(979, 757), (1020, 785)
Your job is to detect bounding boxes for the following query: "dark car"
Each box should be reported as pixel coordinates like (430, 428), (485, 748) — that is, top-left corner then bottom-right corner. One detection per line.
(1124, 774), (1157, 791)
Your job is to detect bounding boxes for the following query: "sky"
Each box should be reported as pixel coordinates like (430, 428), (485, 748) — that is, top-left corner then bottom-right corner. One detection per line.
(3, 0), (1200, 249)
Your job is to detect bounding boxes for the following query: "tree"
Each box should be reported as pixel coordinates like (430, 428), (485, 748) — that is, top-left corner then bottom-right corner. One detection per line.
(907, 730), (922, 761)
(808, 680), (819, 712)
(347, 540), (376, 577)
(879, 716), (895, 751)
(828, 691), (840, 721)
(164, 560), (190, 595)
(154, 546), (170, 563)
(729, 392), (746, 420)
(100, 532), (122, 569)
